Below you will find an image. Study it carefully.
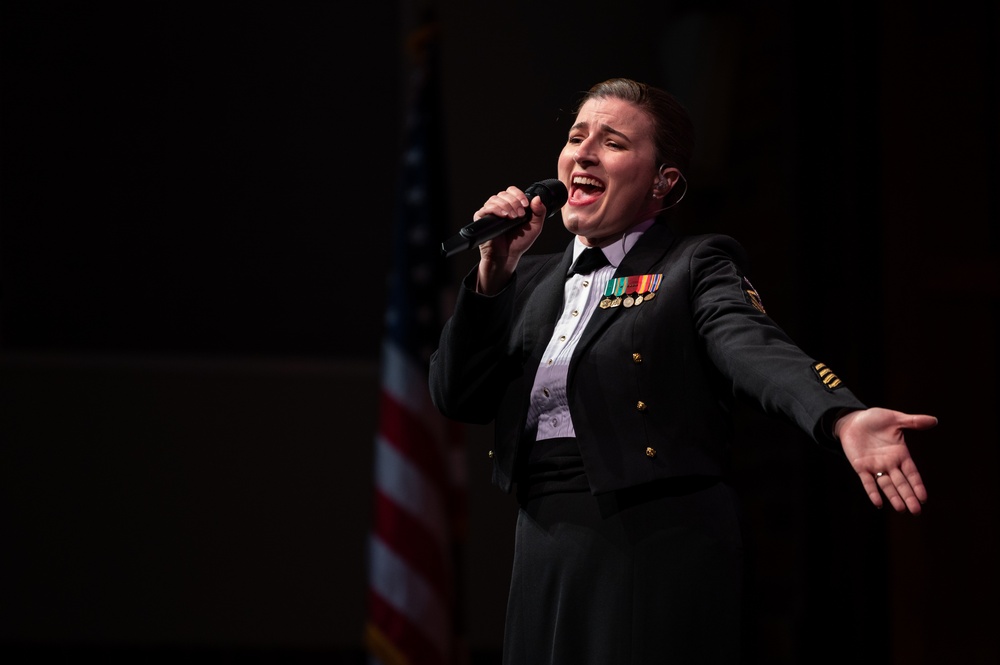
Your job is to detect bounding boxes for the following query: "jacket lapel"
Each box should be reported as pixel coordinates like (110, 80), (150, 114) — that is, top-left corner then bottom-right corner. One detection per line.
(614, 221), (678, 279)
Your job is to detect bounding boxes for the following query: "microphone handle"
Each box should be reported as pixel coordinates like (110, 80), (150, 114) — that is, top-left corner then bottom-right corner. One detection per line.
(441, 211), (531, 258)
(441, 230), (477, 258)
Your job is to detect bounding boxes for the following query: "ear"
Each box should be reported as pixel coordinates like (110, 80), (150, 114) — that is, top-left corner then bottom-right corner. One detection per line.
(652, 166), (682, 198)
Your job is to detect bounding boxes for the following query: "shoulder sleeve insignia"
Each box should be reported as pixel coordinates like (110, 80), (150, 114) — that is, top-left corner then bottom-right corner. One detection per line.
(743, 276), (766, 314)
(812, 362), (844, 390)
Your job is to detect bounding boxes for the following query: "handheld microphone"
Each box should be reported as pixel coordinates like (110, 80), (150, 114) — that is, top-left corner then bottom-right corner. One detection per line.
(441, 179), (568, 257)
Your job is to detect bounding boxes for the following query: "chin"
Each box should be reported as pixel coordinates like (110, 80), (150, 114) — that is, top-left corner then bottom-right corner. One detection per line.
(562, 210), (594, 234)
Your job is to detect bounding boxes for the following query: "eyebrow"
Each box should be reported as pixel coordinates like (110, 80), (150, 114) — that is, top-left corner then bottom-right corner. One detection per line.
(570, 121), (631, 143)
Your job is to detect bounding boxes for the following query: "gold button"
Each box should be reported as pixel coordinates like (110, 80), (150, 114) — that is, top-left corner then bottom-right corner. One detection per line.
(636, 400), (647, 411)
(572, 310), (579, 317)
(559, 335), (566, 342)
(488, 450), (494, 459)
(542, 388), (550, 398)
(582, 280), (590, 287)
(645, 447), (656, 458)
(632, 353), (642, 363)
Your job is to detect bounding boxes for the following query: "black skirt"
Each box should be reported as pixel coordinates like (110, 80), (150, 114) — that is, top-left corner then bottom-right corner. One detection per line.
(505, 438), (746, 665)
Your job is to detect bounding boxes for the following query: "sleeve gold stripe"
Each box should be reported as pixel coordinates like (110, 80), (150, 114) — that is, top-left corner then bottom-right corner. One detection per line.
(812, 362), (844, 390)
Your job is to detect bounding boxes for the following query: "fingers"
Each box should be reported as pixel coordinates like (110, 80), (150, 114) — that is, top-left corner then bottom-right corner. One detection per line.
(880, 413), (931, 514)
(859, 473), (884, 510)
(474, 187), (531, 222)
(904, 413), (939, 431)
(880, 468), (923, 515)
(901, 456), (928, 504)
(864, 459), (926, 515)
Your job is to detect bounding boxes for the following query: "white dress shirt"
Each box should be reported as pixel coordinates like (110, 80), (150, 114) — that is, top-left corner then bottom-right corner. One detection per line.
(527, 219), (656, 440)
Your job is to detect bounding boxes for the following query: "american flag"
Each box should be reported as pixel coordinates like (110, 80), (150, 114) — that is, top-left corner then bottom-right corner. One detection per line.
(364, 18), (467, 665)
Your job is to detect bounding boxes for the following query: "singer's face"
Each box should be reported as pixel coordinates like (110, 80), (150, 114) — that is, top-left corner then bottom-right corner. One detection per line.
(558, 97), (662, 247)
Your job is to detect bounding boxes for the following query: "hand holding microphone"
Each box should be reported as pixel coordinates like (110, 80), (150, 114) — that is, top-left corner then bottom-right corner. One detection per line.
(441, 179), (568, 257)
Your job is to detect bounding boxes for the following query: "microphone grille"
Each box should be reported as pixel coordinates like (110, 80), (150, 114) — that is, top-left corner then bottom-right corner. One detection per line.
(526, 179), (568, 217)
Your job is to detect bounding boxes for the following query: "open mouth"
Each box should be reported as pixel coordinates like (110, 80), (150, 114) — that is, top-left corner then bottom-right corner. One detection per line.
(570, 174), (605, 204)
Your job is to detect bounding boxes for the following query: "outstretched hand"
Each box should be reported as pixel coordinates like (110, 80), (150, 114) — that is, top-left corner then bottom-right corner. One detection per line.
(835, 407), (937, 514)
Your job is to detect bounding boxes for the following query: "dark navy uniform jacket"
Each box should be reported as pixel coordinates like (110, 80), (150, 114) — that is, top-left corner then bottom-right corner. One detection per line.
(429, 221), (866, 495)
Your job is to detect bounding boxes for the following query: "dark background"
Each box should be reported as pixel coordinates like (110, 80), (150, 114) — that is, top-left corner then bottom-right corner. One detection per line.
(2, 1), (997, 663)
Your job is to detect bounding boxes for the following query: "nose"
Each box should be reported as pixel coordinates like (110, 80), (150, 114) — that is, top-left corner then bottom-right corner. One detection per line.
(574, 137), (598, 167)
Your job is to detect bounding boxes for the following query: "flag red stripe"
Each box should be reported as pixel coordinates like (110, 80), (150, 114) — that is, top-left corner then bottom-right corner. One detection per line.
(373, 489), (453, 601)
(378, 390), (450, 491)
